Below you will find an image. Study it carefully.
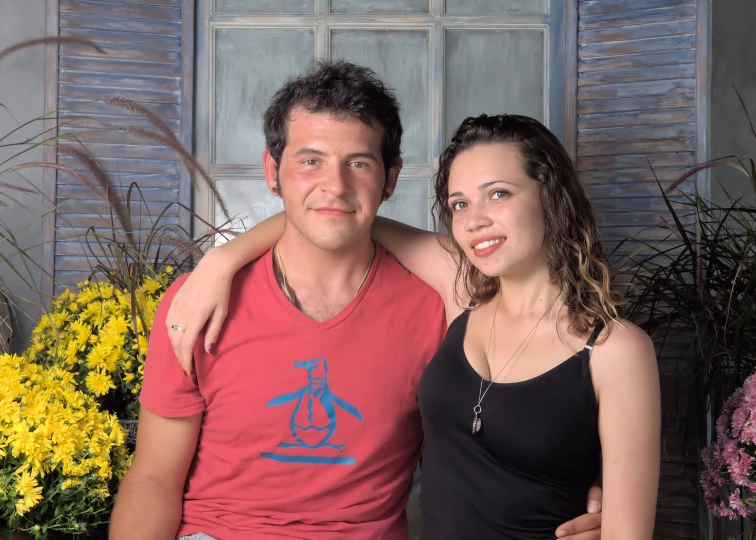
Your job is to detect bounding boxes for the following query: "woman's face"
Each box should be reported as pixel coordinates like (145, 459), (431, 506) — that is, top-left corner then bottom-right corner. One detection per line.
(447, 143), (548, 279)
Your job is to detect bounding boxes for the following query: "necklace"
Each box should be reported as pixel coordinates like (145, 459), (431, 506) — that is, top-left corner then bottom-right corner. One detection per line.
(471, 292), (558, 435)
(274, 242), (376, 306)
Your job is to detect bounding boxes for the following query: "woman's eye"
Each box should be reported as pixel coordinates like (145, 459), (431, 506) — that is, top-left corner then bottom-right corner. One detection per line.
(450, 201), (466, 212)
(491, 189), (510, 200)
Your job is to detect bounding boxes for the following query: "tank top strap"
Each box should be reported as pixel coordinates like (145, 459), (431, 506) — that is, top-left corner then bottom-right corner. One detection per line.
(581, 321), (604, 358)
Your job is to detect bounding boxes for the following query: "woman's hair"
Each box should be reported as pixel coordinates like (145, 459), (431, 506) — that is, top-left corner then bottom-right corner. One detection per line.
(432, 114), (624, 339)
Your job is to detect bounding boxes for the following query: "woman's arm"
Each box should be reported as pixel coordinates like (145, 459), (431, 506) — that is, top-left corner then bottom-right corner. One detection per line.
(592, 321), (661, 539)
(165, 212), (286, 373)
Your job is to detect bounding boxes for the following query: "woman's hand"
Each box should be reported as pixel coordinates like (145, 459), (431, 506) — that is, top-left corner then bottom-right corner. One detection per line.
(165, 249), (235, 375)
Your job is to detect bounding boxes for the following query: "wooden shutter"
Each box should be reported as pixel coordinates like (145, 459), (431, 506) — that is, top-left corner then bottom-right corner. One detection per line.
(54, 0), (193, 292)
(575, 1), (703, 538)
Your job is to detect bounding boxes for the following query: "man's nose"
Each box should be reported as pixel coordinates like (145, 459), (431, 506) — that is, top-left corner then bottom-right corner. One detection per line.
(320, 164), (349, 196)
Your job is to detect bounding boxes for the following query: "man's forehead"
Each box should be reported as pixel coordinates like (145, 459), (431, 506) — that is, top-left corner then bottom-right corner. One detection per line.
(283, 108), (383, 153)
(286, 107), (380, 134)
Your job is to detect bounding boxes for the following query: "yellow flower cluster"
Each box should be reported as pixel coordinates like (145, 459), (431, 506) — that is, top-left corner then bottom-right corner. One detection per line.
(0, 352), (130, 524)
(27, 269), (174, 418)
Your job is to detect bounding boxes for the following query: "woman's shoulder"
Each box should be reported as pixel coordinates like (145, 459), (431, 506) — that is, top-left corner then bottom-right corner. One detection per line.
(590, 318), (657, 372)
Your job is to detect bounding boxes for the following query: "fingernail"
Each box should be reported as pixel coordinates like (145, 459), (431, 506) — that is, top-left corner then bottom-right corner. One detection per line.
(555, 529), (566, 538)
(206, 343), (214, 353)
(588, 500), (600, 513)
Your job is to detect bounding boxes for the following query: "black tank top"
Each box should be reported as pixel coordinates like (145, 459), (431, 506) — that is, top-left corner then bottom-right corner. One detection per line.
(418, 310), (602, 540)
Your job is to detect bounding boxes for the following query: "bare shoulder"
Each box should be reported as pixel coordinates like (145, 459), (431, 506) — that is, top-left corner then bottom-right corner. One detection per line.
(590, 318), (657, 373)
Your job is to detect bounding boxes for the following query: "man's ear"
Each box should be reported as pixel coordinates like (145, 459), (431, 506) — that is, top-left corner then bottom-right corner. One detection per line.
(263, 148), (279, 195)
(383, 156), (403, 200)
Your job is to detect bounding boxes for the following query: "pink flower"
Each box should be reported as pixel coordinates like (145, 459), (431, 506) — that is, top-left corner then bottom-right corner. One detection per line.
(742, 420), (756, 444)
(718, 501), (737, 520)
(702, 379), (756, 517)
(732, 406), (748, 436)
(729, 488), (749, 517)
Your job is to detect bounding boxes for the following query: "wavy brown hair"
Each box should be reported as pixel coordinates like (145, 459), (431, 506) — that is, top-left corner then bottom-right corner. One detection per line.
(432, 114), (624, 339)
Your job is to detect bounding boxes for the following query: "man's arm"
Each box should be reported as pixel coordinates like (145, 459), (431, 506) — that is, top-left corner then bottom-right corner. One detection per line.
(109, 408), (202, 540)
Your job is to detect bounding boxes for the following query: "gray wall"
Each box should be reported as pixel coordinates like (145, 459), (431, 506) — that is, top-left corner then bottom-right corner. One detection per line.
(710, 0), (756, 206)
(0, 0), (47, 351)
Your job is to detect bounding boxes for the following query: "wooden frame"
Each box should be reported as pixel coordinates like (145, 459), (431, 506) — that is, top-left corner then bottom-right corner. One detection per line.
(563, 0), (578, 162)
(40, 0), (60, 301)
(179, 0), (196, 237)
(696, 0), (711, 200)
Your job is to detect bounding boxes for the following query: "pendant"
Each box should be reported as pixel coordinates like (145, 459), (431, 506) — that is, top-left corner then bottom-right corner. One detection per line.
(472, 404), (482, 434)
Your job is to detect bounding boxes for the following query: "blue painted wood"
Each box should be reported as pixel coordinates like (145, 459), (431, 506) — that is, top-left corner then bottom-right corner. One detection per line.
(579, 4), (695, 28)
(578, 0), (694, 16)
(58, 142), (179, 160)
(577, 137), (695, 157)
(579, 18), (696, 44)
(56, 242), (171, 257)
(56, 199), (180, 216)
(578, 63), (696, 86)
(60, 42), (181, 63)
(59, 56), (182, 77)
(59, 0), (180, 21)
(91, 0), (180, 6)
(578, 107), (696, 129)
(577, 152), (695, 172)
(56, 214), (180, 229)
(59, 27), (181, 50)
(577, 92), (695, 114)
(580, 167), (689, 184)
(579, 49), (696, 72)
(57, 183), (179, 201)
(54, 0), (191, 289)
(578, 77), (695, 100)
(579, 34), (695, 57)
(59, 12), (181, 34)
(59, 71), (180, 91)
(578, 122), (695, 143)
(58, 84), (181, 104)
(58, 97), (181, 118)
(58, 155), (180, 174)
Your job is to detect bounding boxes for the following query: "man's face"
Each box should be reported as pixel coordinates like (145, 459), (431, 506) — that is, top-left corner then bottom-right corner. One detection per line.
(264, 107), (398, 252)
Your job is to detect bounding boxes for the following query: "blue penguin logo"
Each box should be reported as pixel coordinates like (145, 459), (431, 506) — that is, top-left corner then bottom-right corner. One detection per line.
(260, 358), (363, 465)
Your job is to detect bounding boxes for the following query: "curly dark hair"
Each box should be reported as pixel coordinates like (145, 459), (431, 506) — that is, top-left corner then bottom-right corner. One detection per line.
(263, 60), (402, 176)
(432, 114), (624, 339)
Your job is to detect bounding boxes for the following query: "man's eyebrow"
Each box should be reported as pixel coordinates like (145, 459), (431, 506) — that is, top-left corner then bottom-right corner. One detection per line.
(291, 147), (327, 157)
(345, 152), (379, 161)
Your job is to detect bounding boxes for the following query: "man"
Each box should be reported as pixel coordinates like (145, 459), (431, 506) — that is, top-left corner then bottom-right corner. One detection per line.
(110, 61), (601, 539)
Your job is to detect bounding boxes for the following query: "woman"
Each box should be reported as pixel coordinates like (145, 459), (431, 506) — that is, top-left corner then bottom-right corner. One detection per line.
(166, 114), (660, 539)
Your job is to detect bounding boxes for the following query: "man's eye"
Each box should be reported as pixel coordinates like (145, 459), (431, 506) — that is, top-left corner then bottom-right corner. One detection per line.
(303, 159), (318, 166)
(350, 161), (368, 169)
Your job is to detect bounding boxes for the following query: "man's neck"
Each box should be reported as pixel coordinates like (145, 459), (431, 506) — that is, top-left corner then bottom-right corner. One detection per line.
(273, 228), (375, 321)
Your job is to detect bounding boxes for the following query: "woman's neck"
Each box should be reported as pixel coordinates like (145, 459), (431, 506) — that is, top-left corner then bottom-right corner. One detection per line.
(495, 264), (561, 318)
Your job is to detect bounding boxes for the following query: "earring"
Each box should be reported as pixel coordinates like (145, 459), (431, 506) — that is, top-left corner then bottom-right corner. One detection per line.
(383, 191), (390, 200)
(271, 186), (278, 194)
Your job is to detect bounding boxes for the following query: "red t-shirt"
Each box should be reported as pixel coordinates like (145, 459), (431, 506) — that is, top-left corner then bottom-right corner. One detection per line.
(140, 246), (446, 539)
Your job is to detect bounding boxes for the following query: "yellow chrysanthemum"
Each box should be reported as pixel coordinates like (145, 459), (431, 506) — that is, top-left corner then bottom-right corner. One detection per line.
(84, 371), (116, 396)
(13, 470), (43, 516)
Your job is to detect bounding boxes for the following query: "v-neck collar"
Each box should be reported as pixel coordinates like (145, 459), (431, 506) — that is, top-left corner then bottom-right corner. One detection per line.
(263, 245), (383, 331)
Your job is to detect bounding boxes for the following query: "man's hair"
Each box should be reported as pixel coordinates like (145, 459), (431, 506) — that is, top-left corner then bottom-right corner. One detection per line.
(263, 61), (403, 175)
